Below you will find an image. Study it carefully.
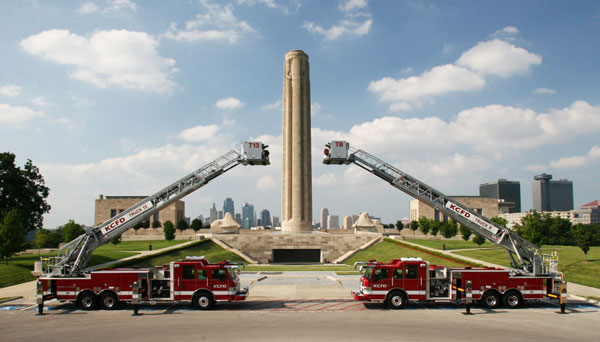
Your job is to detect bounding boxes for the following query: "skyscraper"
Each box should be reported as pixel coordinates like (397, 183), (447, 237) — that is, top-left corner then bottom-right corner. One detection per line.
(241, 202), (254, 229)
(320, 208), (329, 230)
(480, 179), (521, 213)
(209, 203), (218, 224)
(532, 173), (573, 211)
(261, 209), (271, 227)
(327, 215), (340, 229)
(223, 197), (235, 217)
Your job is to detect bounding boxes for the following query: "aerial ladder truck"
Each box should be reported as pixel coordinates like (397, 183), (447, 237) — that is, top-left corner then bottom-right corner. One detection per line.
(36, 142), (269, 312)
(323, 141), (566, 310)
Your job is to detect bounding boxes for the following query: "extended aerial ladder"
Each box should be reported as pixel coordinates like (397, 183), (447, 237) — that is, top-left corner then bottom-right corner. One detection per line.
(323, 141), (558, 277)
(44, 142), (269, 277)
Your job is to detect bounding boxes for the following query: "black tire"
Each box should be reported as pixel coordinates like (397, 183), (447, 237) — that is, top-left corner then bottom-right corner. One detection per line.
(386, 291), (407, 309)
(481, 291), (501, 309)
(77, 291), (98, 310)
(192, 292), (214, 310)
(503, 291), (523, 309)
(99, 292), (119, 310)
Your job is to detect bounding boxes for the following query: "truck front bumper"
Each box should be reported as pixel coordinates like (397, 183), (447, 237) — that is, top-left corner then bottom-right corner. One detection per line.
(233, 287), (249, 301)
(352, 290), (368, 301)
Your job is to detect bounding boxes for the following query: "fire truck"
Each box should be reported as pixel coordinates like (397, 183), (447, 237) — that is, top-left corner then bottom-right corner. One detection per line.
(323, 141), (566, 310)
(36, 142), (269, 313)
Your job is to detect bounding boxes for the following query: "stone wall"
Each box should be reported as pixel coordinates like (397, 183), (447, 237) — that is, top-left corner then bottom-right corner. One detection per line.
(214, 233), (380, 264)
(94, 195), (184, 227)
(122, 227), (199, 241)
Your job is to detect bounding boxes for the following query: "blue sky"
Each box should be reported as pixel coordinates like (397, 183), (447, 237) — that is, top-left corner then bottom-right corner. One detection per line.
(1, 0), (599, 228)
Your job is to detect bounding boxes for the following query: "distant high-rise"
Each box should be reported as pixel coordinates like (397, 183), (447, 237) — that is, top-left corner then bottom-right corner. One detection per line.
(235, 213), (242, 224)
(327, 215), (340, 229)
(532, 173), (573, 211)
(480, 179), (521, 213)
(320, 208), (329, 230)
(218, 210), (223, 220)
(209, 203), (218, 224)
(223, 198), (235, 217)
(241, 202), (254, 229)
(343, 216), (353, 229)
(261, 209), (271, 227)
(272, 216), (280, 227)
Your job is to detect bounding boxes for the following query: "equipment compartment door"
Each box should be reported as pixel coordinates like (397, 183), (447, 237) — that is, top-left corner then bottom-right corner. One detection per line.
(209, 269), (229, 300)
(404, 263), (426, 300)
(174, 264), (197, 299)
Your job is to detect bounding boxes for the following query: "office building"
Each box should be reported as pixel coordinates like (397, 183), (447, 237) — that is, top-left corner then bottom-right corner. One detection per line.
(532, 174), (573, 211)
(261, 209), (271, 227)
(241, 202), (254, 229)
(223, 197), (235, 217)
(94, 195), (184, 227)
(209, 203), (218, 224)
(320, 208), (329, 230)
(480, 179), (521, 213)
(327, 215), (340, 229)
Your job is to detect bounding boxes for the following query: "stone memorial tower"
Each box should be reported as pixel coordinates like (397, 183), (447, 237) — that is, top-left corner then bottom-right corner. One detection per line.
(281, 50), (312, 233)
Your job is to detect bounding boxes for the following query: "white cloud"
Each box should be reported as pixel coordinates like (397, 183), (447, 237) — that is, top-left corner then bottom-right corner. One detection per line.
(32, 96), (51, 107)
(215, 97), (244, 110)
(525, 164), (547, 172)
(77, 2), (98, 14)
(457, 39), (541, 77)
(178, 124), (220, 142)
(20, 29), (177, 94)
(368, 64), (485, 109)
(104, 0), (136, 13)
(0, 85), (22, 97)
(311, 102), (322, 116)
(261, 99), (281, 110)
(163, 1), (255, 44)
(493, 26), (519, 37)
(303, 19), (372, 41)
(236, 0), (301, 14)
(533, 87), (556, 95)
(0, 103), (43, 124)
(313, 173), (338, 187)
(256, 175), (277, 189)
(549, 145), (600, 169)
(389, 102), (411, 112)
(339, 0), (368, 13)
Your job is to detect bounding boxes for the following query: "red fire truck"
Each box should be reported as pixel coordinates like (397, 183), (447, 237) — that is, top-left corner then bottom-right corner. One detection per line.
(323, 141), (566, 310)
(35, 142), (269, 313)
(352, 258), (561, 309)
(37, 257), (247, 310)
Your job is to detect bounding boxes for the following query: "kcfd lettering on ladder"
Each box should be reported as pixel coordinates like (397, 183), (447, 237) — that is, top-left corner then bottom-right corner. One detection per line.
(102, 201), (153, 235)
(445, 201), (499, 235)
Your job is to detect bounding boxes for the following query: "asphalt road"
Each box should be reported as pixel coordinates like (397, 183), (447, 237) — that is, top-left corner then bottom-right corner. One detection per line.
(1, 299), (598, 341)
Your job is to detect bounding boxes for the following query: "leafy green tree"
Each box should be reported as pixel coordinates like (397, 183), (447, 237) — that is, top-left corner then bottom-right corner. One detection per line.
(34, 228), (53, 248)
(191, 218), (203, 232)
(61, 220), (85, 243)
(440, 220), (458, 239)
(430, 220), (441, 236)
(395, 220), (404, 231)
(111, 234), (122, 245)
(151, 220), (161, 228)
(515, 211), (546, 246)
(0, 209), (25, 263)
(473, 233), (486, 248)
(490, 216), (508, 228)
(409, 220), (419, 235)
(163, 220), (175, 241)
(459, 224), (472, 241)
(177, 218), (189, 235)
(0, 153), (51, 236)
(572, 224), (600, 260)
(418, 217), (430, 235)
(547, 217), (573, 245)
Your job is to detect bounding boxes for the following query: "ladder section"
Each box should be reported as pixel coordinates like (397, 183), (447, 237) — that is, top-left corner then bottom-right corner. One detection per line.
(324, 141), (545, 275)
(48, 142), (269, 276)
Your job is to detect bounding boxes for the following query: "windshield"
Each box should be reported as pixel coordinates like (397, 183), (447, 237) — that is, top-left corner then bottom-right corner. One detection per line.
(363, 267), (373, 280)
(227, 267), (237, 280)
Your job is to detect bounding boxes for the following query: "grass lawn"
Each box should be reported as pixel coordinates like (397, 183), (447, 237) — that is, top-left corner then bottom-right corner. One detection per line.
(404, 238), (499, 250)
(93, 240), (187, 252)
(343, 240), (477, 268)
(455, 246), (600, 289)
(246, 265), (353, 272)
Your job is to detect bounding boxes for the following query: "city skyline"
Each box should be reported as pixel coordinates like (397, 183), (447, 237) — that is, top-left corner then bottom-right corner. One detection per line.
(2, 1), (599, 228)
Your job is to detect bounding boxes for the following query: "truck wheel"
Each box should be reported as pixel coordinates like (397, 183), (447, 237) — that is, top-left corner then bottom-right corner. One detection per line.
(77, 291), (98, 310)
(193, 292), (214, 310)
(481, 291), (501, 309)
(100, 292), (119, 310)
(503, 291), (523, 309)
(386, 291), (407, 309)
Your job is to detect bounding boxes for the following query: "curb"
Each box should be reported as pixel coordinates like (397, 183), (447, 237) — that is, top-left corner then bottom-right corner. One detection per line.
(0, 296), (23, 304)
(568, 294), (600, 305)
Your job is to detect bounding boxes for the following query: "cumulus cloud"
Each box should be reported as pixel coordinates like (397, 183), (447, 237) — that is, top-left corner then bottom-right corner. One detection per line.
(369, 38), (542, 111)
(20, 29), (177, 93)
(457, 39), (541, 77)
(215, 97), (244, 110)
(533, 87), (556, 95)
(32, 96), (51, 107)
(549, 145), (600, 169)
(236, 0), (301, 14)
(0, 104), (43, 125)
(304, 0), (371, 40)
(256, 175), (277, 189)
(178, 124), (220, 142)
(163, 1), (255, 44)
(0, 85), (22, 97)
(104, 0), (137, 13)
(339, 0), (368, 13)
(77, 2), (98, 14)
(261, 99), (281, 110)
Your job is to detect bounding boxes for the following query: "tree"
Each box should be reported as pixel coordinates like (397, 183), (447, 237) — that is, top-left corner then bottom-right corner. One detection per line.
(418, 217), (430, 235)
(572, 224), (600, 260)
(395, 220), (404, 231)
(191, 218), (203, 232)
(111, 234), (122, 245)
(409, 220), (419, 235)
(440, 220), (458, 239)
(473, 233), (486, 248)
(62, 220), (85, 243)
(0, 209), (25, 263)
(490, 216), (508, 228)
(459, 224), (472, 241)
(177, 218), (189, 235)
(515, 211), (546, 246)
(34, 228), (53, 248)
(152, 220), (161, 228)
(163, 220), (175, 241)
(0, 153), (51, 236)
(430, 220), (441, 236)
